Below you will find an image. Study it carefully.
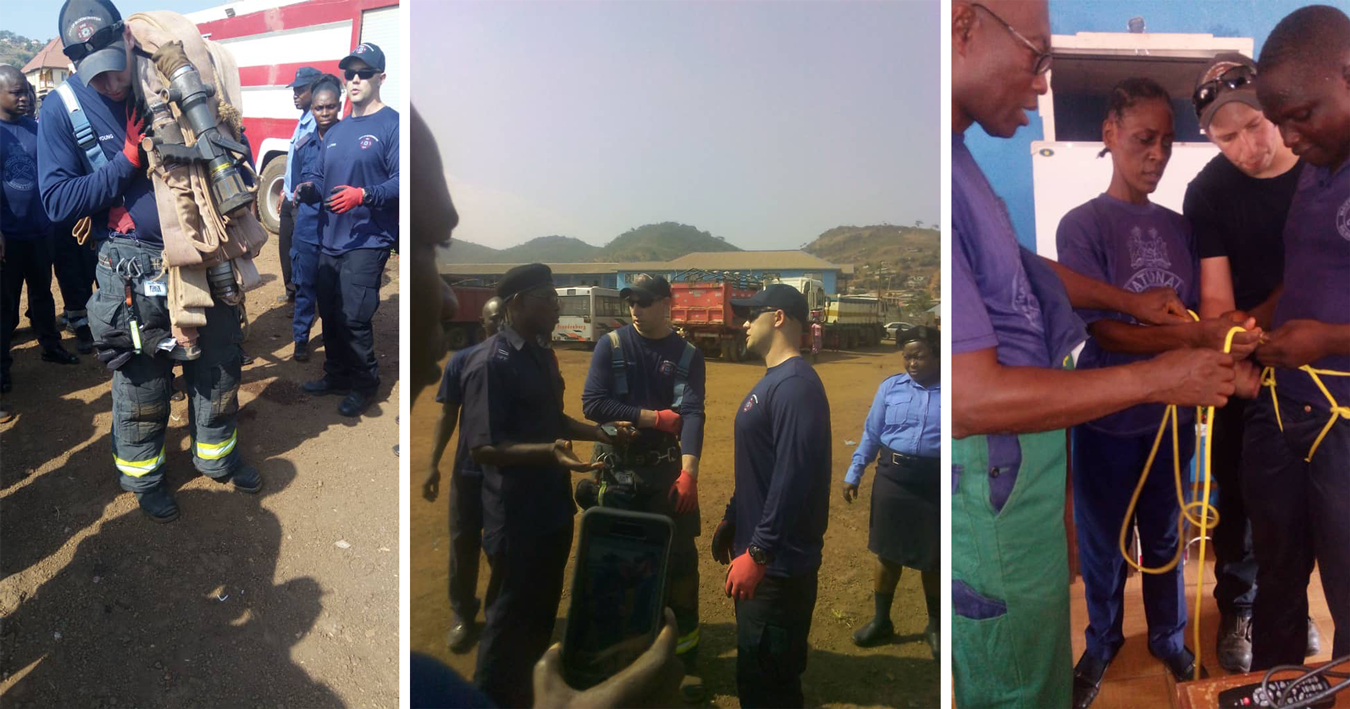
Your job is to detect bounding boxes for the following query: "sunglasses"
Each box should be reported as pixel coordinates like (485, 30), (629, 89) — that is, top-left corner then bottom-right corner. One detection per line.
(63, 21), (124, 62)
(970, 4), (1052, 75)
(344, 69), (379, 81)
(1193, 65), (1255, 120)
(748, 307), (780, 320)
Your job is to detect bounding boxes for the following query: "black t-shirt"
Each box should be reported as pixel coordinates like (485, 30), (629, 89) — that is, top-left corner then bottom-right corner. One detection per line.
(1182, 154), (1305, 312)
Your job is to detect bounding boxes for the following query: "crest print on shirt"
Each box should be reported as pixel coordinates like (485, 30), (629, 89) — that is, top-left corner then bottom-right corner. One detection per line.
(1124, 225), (1183, 293)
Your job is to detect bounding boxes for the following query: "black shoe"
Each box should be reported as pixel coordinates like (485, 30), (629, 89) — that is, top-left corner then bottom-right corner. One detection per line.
(293, 340), (310, 362)
(851, 618), (894, 648)
(41, 346), (79, 364)
(1307, 617), (1322, 657)
(1, 378), (10, 394)
(338, 390), (373, 417)
(135, 487), (180, 523)
(447, 617), (477, 653)
(221, 465), (263, 494)
(1072, 652), (1112, 709)
(925, 616), (939, 660)
(240, 349), (255, 366)
(303, 377), (351, 396)
(1151, 646), (1208, 684)
(1217, 614), (1253, 673)
(171, 388), (186, 402)
(75, 326), (94, 354)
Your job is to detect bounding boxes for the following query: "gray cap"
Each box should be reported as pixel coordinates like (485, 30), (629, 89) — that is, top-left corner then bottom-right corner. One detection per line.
(1194, 52), (1261, 132)
(60, 0), (128, 87)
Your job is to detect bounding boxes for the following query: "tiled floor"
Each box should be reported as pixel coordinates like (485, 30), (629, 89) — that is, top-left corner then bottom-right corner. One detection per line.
(1069, 554), (1337, 707)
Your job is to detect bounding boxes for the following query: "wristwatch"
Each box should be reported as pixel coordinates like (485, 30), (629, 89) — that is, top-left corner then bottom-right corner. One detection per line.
(748, 545), (771, 566)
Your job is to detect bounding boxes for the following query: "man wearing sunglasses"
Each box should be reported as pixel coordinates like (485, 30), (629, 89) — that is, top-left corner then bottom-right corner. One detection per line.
(715, 283), (830, 708)
(36, 0), (262, 523)
(294, 42), (398, 418)
(1181, 52), (1313, 675)
(1244, 4), (1350, 673)
(951, 2), (1242, 707)
(580, 273), (708, 701)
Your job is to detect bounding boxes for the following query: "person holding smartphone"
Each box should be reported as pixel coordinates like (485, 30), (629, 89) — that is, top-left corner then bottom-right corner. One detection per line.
(580, 273), (707, 702)
(713, 284), (832, 709)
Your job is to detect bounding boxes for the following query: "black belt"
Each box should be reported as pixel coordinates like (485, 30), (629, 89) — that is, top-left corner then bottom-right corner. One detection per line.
(880, 447), (936, 468)
(599, 445), (681, 469)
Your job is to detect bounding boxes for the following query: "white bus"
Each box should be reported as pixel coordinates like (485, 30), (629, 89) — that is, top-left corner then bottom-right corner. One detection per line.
(554, 286), (630, 346)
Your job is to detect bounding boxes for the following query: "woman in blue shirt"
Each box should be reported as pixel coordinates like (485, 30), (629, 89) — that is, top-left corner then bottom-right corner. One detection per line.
(843, 326), (941, 657)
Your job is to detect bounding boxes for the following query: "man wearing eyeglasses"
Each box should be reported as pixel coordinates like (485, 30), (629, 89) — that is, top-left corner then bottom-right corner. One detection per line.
(1244, 4), (1350, 672)
(1181, 52), (1315, 675)
(580, 273), (708, 701)
(714, 284), (830, 709)
(36, 0), (262, 523)
(457, 262), (636, 707)
(294, 42), (398, 418)
(950, 2), (1242, 707)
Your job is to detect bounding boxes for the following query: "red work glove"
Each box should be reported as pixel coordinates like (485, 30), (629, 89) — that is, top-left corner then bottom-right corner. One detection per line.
(669, 470), (697, 513)
(122, 109), (145, 168)
(326, 185), (364, 213)
(653, 409), (681, 434)
(724, 551), (767, 601)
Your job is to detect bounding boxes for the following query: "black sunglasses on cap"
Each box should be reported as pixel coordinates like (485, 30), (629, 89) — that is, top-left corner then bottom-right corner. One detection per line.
(63, 21), (124, 62)
(626, 296), (655, 308)
(1193, 65), (1255, 119)
(345, 69), (378, 81)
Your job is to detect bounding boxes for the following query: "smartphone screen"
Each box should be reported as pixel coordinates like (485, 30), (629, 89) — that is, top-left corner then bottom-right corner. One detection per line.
(563, 508), (673, 689)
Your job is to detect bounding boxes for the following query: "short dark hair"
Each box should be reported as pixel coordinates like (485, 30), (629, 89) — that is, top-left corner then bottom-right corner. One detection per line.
(1099, 77), (1172, 157)
(1259, 5), (1350, 76)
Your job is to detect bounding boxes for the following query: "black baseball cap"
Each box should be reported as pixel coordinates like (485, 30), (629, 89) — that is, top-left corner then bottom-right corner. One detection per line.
(497, 263), (554, 301)
(620, 274), (672, 302)
(732, 284), (809, 325)
(59, 0), (126, 86)
(288, 66), (322, 89)
(1194, 52), (1261, 132)
(339, 42), (385, 73)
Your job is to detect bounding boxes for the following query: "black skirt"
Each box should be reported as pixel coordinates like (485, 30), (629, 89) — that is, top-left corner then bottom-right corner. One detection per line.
(868, 448), (939, 571)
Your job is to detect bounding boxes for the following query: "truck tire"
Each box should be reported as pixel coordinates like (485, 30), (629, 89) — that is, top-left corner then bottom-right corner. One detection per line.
(446, 325), (470, 350)
(256, 157), (287, 235)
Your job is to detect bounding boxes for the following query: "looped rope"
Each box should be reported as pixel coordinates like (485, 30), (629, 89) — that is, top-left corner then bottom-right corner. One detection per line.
(1263, 364), (1350, 462)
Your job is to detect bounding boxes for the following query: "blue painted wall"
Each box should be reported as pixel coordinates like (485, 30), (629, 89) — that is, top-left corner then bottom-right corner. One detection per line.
(965, 0), (1308, 252)
(617, 268), (841, 294)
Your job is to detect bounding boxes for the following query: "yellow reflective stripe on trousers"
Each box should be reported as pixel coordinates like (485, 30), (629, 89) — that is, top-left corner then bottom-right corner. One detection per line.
(676, 627), (699, 654)
(115, 446), (166, 477)
(1262, 365), (1350, 462)
(195, 430), (238, 460)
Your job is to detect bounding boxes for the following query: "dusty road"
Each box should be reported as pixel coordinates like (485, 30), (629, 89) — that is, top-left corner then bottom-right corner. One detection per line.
(410, 343), (940, 708)
(0, 242), (400, 708)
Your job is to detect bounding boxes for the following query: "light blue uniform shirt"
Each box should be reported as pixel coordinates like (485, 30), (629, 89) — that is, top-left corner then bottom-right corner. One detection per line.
(845, 374), (941, 486)
(283, 110), (315, 199)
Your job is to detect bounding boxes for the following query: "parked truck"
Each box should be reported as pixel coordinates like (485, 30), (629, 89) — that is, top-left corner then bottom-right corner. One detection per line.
(668, 271), (761, 361)
(772, 277), (886, 350)
(443, 283), (495, 349)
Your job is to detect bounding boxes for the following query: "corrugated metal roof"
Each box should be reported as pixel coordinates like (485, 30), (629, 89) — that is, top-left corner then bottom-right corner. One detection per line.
(438, 250), (848, 276)
(21, 38), (69, 73)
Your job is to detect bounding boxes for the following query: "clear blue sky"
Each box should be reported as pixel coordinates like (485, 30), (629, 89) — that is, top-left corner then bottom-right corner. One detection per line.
(5, 1), (224, 44)
(421, 0), (940, 251)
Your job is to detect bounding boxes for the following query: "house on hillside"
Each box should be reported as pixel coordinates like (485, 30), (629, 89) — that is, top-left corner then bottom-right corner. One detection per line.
(22, 37), (70, 100)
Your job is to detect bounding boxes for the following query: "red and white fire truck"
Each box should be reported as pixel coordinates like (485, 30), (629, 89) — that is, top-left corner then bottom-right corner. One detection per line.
(187, 0), (402, 235)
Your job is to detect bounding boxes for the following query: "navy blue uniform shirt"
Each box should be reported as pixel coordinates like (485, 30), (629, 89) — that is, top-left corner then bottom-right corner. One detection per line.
(436, 343), (484, 478)
(291, 125), (327, 247)
(725, 356), (831, 577)
(458, 327), (574, 554)
(581, 325), (706, 457)
(37, 79), (161, 246)
(1, 116), (50, 239)
(306, 106), (399, 255)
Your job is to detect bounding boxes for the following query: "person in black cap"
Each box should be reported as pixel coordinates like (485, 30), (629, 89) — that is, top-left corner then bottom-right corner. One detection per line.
(276, 65), (321, 313)
(36, 0), (261, 523)
(457, 262), (637, 707)
(579, 272), (708, 701)
(713, 283), (831, 708)
(1182, 51), (1316, 673)
(295, 42), (398, 417)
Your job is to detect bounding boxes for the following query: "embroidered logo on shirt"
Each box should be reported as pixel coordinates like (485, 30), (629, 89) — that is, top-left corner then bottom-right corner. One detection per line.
(742, 393), (758, 412)
(2, 152), (37, 191)
(660, 360), (674, 376)
(69, 17), (101, 40)
(358, 134), (379, 150)
(1010, 268), (1043, 330)
(1338, 197), (1350, 242)
(1125, 226), (1183, 294)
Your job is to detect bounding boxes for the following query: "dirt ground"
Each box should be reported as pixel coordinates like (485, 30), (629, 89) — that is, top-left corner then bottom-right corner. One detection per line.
(410, 343), (940, 708)
(0, 241), (400, 708)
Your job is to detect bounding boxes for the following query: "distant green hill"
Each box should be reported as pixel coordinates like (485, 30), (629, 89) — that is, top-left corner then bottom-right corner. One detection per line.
(0, 31), (43, 71)
(441, 222), (742, 264)
(805, 224), (940, 293)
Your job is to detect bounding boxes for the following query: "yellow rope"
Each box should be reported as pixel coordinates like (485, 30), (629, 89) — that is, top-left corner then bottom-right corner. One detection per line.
(1262, 364), (1350, 462)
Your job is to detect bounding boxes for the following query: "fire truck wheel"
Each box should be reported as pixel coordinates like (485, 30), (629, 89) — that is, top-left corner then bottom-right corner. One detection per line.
(446, 325), (469, 350)
(257, 157), (287, 235)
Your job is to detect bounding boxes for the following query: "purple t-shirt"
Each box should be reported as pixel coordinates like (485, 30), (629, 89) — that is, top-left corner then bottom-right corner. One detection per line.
(1057, 194), (1199, 436)
(1272, 162), (1350, 409)
(952, 132), (1049, 367)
